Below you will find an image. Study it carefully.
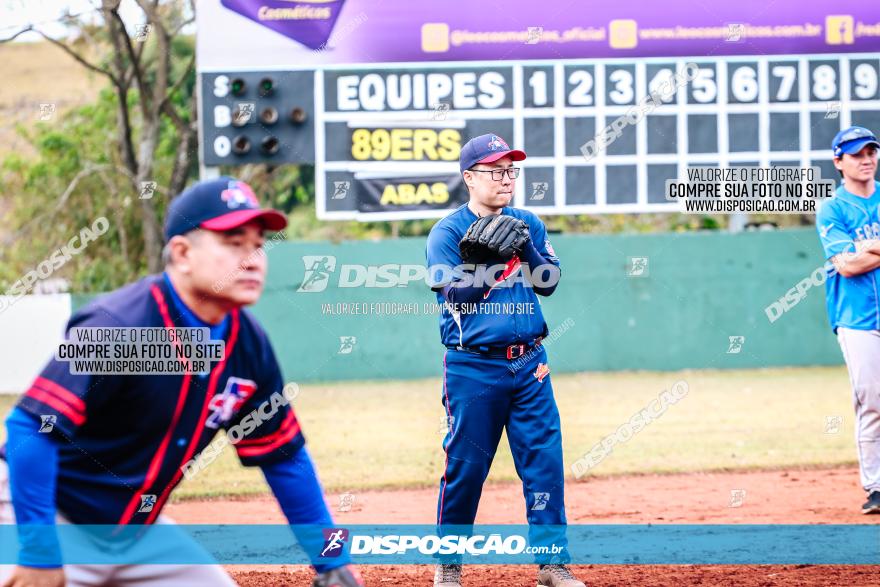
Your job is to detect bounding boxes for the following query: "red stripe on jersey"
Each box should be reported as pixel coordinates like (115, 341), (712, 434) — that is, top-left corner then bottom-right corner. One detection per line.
(33, 377), (86, 413)
(235, 409), (297, 447)
(25, 388), (86, 427)
(235, 417), (301, 457)
(117, 284), (193, 526)
(145, 309), (241, 524)
(483, 255), (522, 300)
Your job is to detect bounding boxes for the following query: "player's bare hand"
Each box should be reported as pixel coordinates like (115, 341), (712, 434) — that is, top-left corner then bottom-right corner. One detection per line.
(1, 566), (65, 587)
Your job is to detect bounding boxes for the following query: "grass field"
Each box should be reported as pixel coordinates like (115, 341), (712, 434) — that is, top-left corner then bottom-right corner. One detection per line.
(0, 366), (856, 500)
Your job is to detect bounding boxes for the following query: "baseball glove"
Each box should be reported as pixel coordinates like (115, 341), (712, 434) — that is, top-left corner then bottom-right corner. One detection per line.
(459, 214), (531, 264)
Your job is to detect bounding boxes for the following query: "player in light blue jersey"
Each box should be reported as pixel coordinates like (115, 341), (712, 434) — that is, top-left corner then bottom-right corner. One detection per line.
(816, 125), (880, 514)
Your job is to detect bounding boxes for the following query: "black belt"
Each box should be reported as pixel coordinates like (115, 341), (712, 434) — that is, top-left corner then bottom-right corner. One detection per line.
(448, 337), (543, 360)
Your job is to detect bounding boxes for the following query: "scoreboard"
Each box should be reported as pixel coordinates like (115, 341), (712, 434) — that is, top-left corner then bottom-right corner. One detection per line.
(196, 0), (880, 220)
(201, 55), (880, 219)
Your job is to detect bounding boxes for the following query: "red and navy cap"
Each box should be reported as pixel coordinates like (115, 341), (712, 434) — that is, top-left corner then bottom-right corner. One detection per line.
(459, 133), (526, 173)
(164, 176), (288, 241)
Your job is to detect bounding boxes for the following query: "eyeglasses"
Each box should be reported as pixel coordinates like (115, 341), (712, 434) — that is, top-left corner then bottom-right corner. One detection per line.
(468, 167), (521, 181)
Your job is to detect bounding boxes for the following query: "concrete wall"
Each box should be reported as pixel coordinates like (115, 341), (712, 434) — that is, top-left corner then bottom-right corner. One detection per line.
(0, 294), (71, 392)
(2, 227), (840, 390)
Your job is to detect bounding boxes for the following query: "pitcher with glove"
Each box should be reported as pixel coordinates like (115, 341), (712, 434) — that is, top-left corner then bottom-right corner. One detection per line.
(424, 134), (582, 587)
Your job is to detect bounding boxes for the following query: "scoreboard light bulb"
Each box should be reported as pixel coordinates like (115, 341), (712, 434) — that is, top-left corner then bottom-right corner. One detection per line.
(231, 107), (250, 127)
(290, 107), (308, 125)
(260, 106), (279, 125)
(232, 135), (251, 155)
(261, 136), (280, 155)
(259, 77), (275, 97)
(231, 78), (247, 96)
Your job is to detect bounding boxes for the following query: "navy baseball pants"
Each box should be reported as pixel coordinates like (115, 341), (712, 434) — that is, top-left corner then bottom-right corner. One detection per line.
(437, 345), (568, 558)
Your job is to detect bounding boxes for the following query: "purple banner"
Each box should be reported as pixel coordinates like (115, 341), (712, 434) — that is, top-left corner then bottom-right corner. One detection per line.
(219, 0), (345, 50)
(199, 0), (880, 69)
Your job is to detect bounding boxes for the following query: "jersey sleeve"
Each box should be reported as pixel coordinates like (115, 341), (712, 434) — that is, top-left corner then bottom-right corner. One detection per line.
(816, 200), (856, 259)
(228, 330), (305, 467)
(17, 307), (121, 439)
(426, 225), (463, 290)
(527, 212), (561, 268)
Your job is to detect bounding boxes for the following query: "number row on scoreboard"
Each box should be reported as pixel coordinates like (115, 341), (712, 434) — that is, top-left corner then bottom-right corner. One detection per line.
(523, 59), (880, 108)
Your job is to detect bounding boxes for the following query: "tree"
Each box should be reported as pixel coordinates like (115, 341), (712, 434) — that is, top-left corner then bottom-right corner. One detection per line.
(1, 0), (197, 275)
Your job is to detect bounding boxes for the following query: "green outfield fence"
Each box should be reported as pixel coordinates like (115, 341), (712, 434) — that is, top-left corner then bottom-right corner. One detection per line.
(72, 227), (842, 382)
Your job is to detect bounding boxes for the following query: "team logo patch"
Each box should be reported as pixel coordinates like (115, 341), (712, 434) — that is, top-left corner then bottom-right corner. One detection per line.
(487, 134), (509, 151)
(220, 180), (260, 209)
(534, 363), (550, 382)
(206, 377), (257, 429)
(544, 239), (556, 258)
(320, 528), (349, 558)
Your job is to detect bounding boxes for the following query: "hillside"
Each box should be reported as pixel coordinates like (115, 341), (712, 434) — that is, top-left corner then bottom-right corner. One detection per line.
(0, 40), (100, 238)
(0, 41), (100, 159)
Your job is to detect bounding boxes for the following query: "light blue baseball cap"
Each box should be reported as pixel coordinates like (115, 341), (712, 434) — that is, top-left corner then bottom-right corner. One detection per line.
(832, 126), (880, 158)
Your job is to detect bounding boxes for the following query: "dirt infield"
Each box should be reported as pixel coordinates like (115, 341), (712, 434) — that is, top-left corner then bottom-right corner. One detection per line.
(230, 564), (879, 586)
(167, 465), (880, 586)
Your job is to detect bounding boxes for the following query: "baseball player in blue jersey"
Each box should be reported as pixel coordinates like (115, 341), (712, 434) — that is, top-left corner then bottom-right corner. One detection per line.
(816, 126), (880, 514)
(425, 134), (583, 587)
(1, 178), (364, 586)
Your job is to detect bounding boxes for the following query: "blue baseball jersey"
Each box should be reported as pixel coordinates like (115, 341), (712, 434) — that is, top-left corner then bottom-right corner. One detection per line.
(6, 274), (304, 525)
(816, 180), (880, 332)
(425, 205), (560, 347)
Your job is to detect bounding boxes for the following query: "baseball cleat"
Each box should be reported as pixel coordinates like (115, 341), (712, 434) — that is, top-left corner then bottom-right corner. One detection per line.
(312, 565), (365, 587)
(434, 563), (462, 587)
(862, 491), (880, 514)
(537, 564), (586, 587)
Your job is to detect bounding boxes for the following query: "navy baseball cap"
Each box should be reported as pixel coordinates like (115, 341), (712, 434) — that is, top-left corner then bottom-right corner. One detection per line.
(459, 133), (526, 173)
(832, 126), (880, 158)
(164, 176), (287, 241)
